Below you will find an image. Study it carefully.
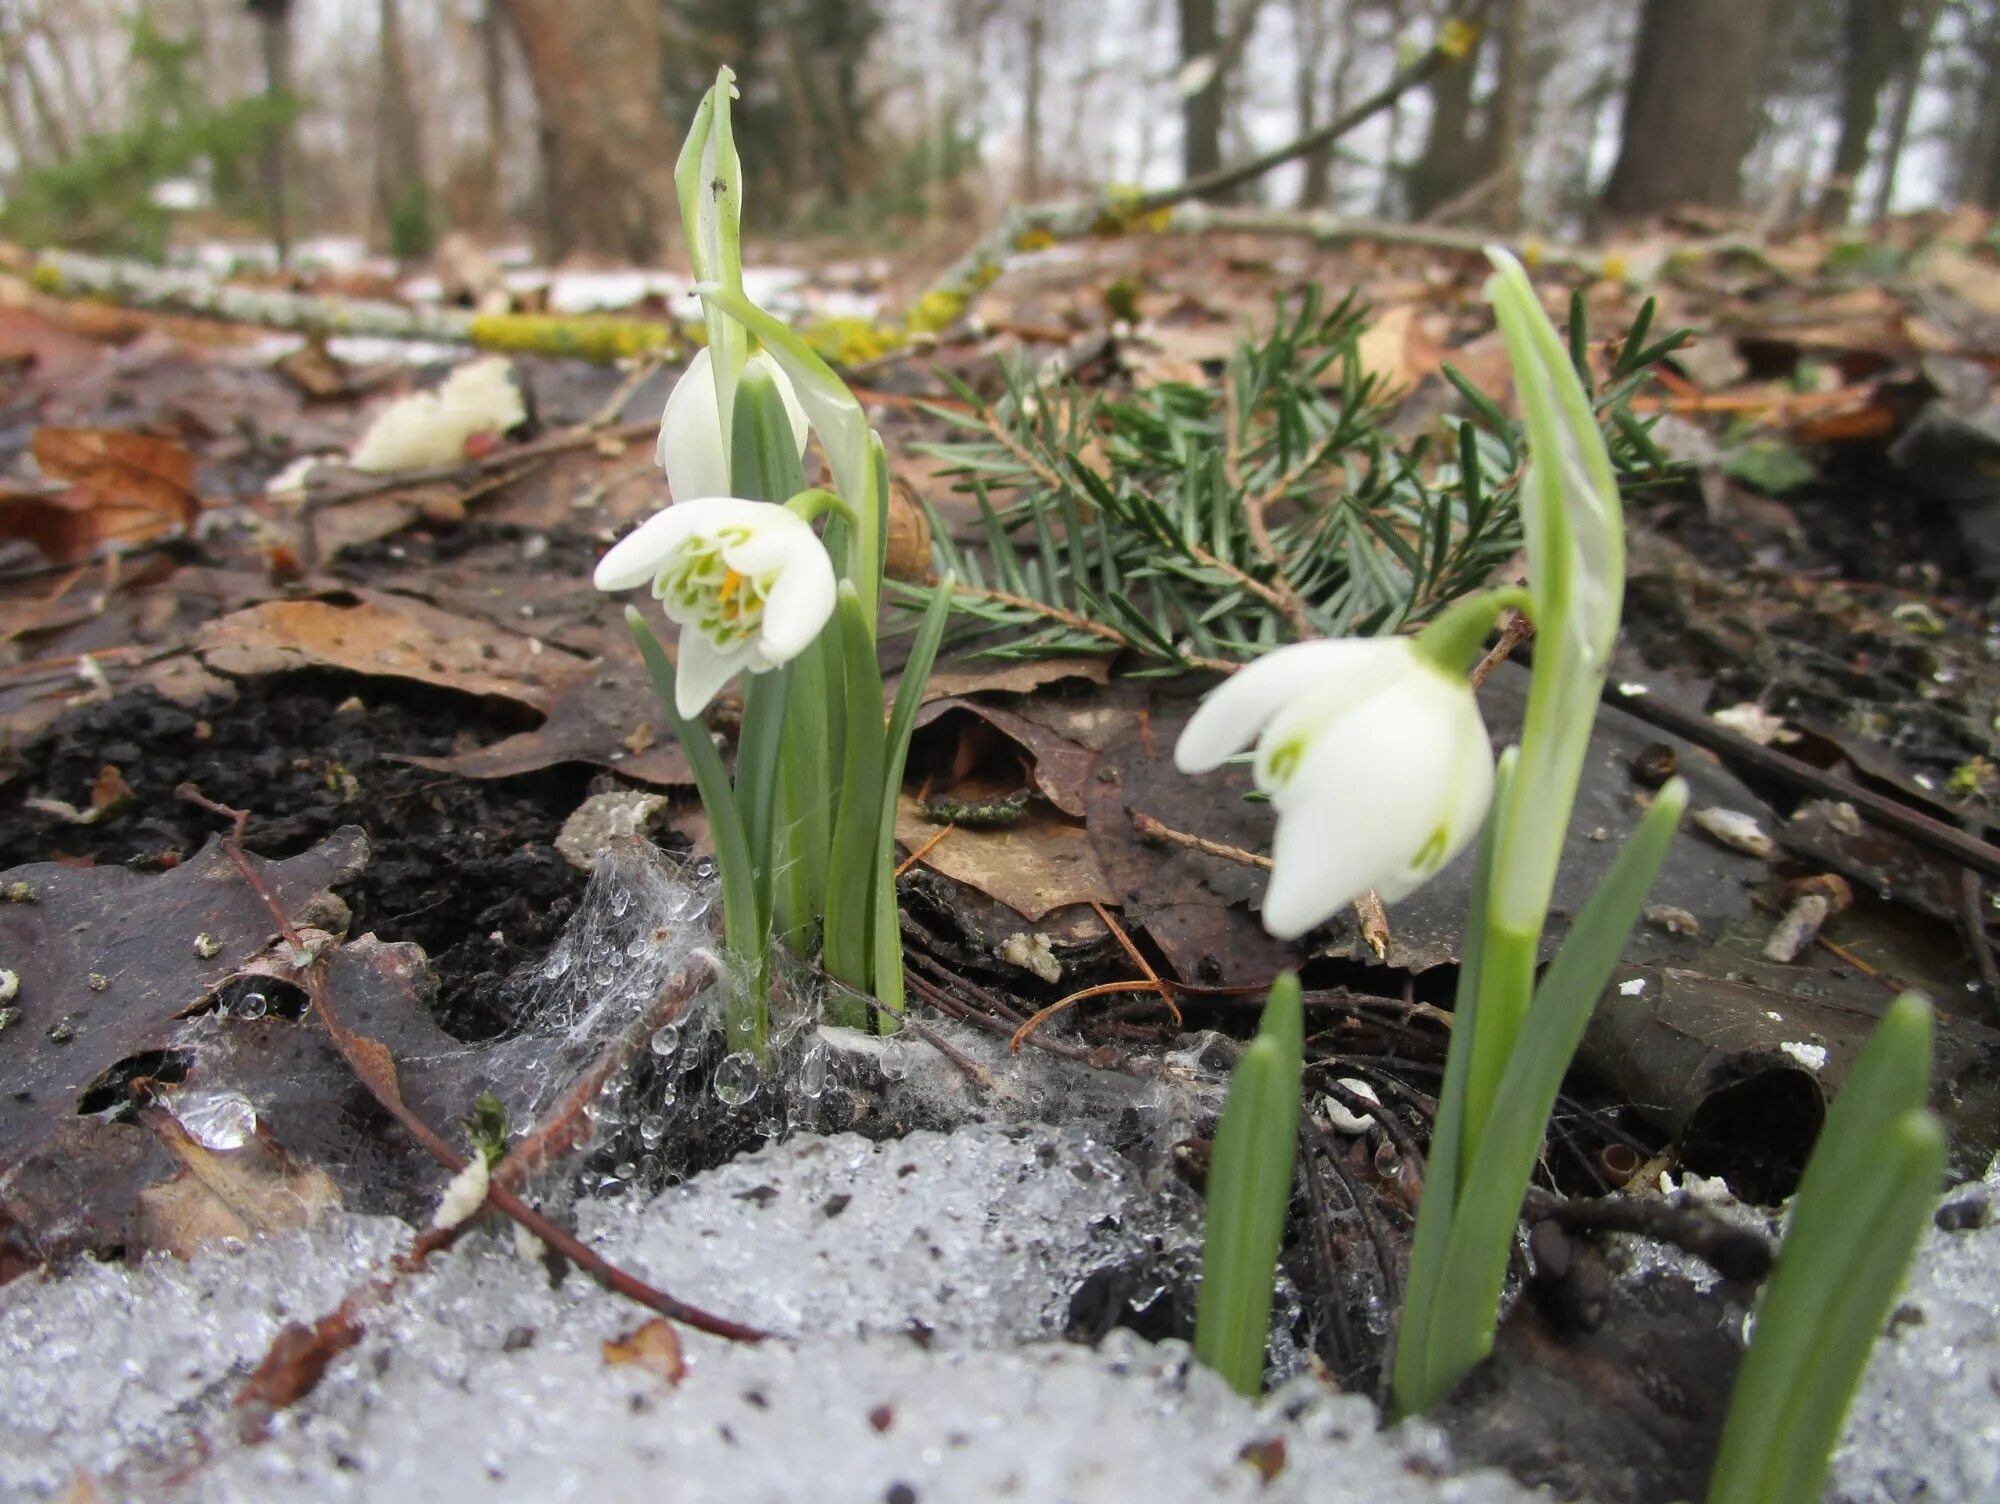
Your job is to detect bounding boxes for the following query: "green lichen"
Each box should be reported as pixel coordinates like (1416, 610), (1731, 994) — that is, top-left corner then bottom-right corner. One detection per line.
(466, 313), (676, 363)
(800, 315), (906, 367)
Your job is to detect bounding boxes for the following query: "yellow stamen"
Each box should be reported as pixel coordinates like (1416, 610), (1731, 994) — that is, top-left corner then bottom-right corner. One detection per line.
(718, 569), (744, 605)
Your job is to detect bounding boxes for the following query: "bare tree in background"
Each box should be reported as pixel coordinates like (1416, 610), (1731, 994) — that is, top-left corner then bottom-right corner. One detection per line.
(1818, 0), (1907, 225)
(1602, 0), (1781, 215)
(1960, 0), (2000, 211)
(246, 0), (293, 260)
(375, 0), (430, 256)
(1871, 0), (1944, 222)
(1177, 0), (1225, 182)
(499, 0), (677, 261)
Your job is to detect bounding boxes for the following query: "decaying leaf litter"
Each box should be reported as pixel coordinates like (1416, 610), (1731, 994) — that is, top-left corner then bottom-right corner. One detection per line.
(1, 211), (1998, 1503)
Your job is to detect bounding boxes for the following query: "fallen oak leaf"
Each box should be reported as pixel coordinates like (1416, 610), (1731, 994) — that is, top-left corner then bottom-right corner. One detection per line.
(130, 1103), (342, 1260)
(4, 427), (202, 563)
(0, 827), (369, 1272)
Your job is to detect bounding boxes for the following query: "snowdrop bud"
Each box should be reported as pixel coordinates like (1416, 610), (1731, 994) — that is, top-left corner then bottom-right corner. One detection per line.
(594, 496), (836, 718)
(655, 347), (808, 501)
(1175, 636), (1494, 940)
(1482, 247), (1625, 935)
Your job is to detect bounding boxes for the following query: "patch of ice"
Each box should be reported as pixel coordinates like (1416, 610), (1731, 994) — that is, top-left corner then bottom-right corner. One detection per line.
(1828, 1161), (2000, 1504)
(1779, 1041), (1828, 1072)
(0, 1124), (1539, 1503)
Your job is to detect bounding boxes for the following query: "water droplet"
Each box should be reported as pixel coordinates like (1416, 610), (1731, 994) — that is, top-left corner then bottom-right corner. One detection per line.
(649, 1023), (680, 1057)
(610, 887), (631, 917)
(798, 1042), (827, 1099)
(638, 1113), (665, 1148)
(625, 936), (648, 958)
(170, 1090), (257, 1150)
(879, 1039), (910, 1081)
(235, 990), (268, 1020)
(714, 1050), (761, 1108)
(544, 951), (572, 980)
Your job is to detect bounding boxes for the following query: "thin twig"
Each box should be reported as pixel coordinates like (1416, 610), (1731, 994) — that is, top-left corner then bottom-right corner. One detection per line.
(1089, 898), (1182, 1028)
(895, 823), (956, 878)
(1606, 679), (2000, 881)
(1468, 608), (1532, 689)
(588, 352), (670, 430)
(183, 793), (764, 1344)
(1130, 809), (1273, 869)
(1961, 869), (2000, 1023)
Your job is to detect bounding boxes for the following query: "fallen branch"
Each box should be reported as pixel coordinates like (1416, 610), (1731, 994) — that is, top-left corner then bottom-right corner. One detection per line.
(32, 249), (682, 364)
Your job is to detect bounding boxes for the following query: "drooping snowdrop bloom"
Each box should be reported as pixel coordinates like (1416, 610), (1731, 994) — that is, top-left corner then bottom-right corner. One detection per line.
(595, 496), (834, 718)
(1175, 636), (1494, 940)
(656, 346), (809, 502)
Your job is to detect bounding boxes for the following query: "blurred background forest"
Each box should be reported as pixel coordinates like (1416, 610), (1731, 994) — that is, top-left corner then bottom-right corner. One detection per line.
(0, 0), (1993, 270)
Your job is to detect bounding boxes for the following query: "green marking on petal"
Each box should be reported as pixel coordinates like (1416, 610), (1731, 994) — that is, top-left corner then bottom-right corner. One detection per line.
(1266, 740), (1305, 786)
(1410, 823), (1450, 874)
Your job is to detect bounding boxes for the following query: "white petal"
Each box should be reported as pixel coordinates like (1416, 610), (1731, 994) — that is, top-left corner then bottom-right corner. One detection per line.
(1251, 638), (1419, 795)
(755, 537), (836, 663)
(657, 348), (733, 501)
(717, 507), (815, 576)
(748, 349), (810, 457)
(1175, 637), (1408, 775)
(1256, 676), (1462, 938)
(594, 507), (697, 592)
(673, 629), (756, 719)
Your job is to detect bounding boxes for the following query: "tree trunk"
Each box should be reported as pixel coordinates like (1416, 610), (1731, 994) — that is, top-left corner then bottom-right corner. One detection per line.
(1602, 0), (1781, 216)
(375, 0), (430, 257)
(1487, 0), (1528, 232)
(1964, 15), (2000, 211)
(476, 0), (508, 226)
(246, 0), (294, 263)
(1290, 0), (1324, 207)
(1818, 0), (1904, 226)
(1021, 0), (1046, 199)
(498, 0), (677, 262)
(1405, 24), (1483, 218)
(1177, 0), (1224, 185)
(1870, 0), (1944, 222)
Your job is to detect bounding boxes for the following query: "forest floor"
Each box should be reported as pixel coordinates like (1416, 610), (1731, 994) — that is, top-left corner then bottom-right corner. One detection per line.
(0, 211), (1997, 1503)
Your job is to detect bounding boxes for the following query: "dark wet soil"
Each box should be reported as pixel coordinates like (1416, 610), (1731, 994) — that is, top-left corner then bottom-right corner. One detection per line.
(0, 673), (593, 1039)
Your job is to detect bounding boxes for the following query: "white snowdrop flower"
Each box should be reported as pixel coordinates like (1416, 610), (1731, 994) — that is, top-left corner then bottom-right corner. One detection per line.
(594, 496), (835, 718)
(656, 347), (808, 501)
(430, 1154), (491, 1232)
(1174, 636), (1494, 940)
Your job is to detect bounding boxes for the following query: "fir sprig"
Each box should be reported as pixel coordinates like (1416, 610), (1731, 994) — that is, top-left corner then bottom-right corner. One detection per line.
(894, 285), (1684, 667)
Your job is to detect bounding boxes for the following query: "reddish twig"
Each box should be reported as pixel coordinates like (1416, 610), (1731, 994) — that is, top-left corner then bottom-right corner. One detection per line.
(181, 791), (766, 1344)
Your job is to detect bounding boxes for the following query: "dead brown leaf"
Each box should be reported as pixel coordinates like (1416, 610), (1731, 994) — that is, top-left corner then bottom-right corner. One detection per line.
(131, 1109), (341, 1259)
(4, 427), (202, 563)
(0, 828), (368, 1269)
(195, 595), (586, 713)
(894, 792), (1113, 919)
(234, 1312), (365, 1415)
(602, 1316), (687, 1386)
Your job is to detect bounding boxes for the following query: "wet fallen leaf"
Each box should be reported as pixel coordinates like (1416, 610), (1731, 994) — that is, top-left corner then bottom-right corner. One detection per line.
(0, 827), (367, 1270)
(602, 1316), (686, 1386)
(130, 1108), (341, 1259)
